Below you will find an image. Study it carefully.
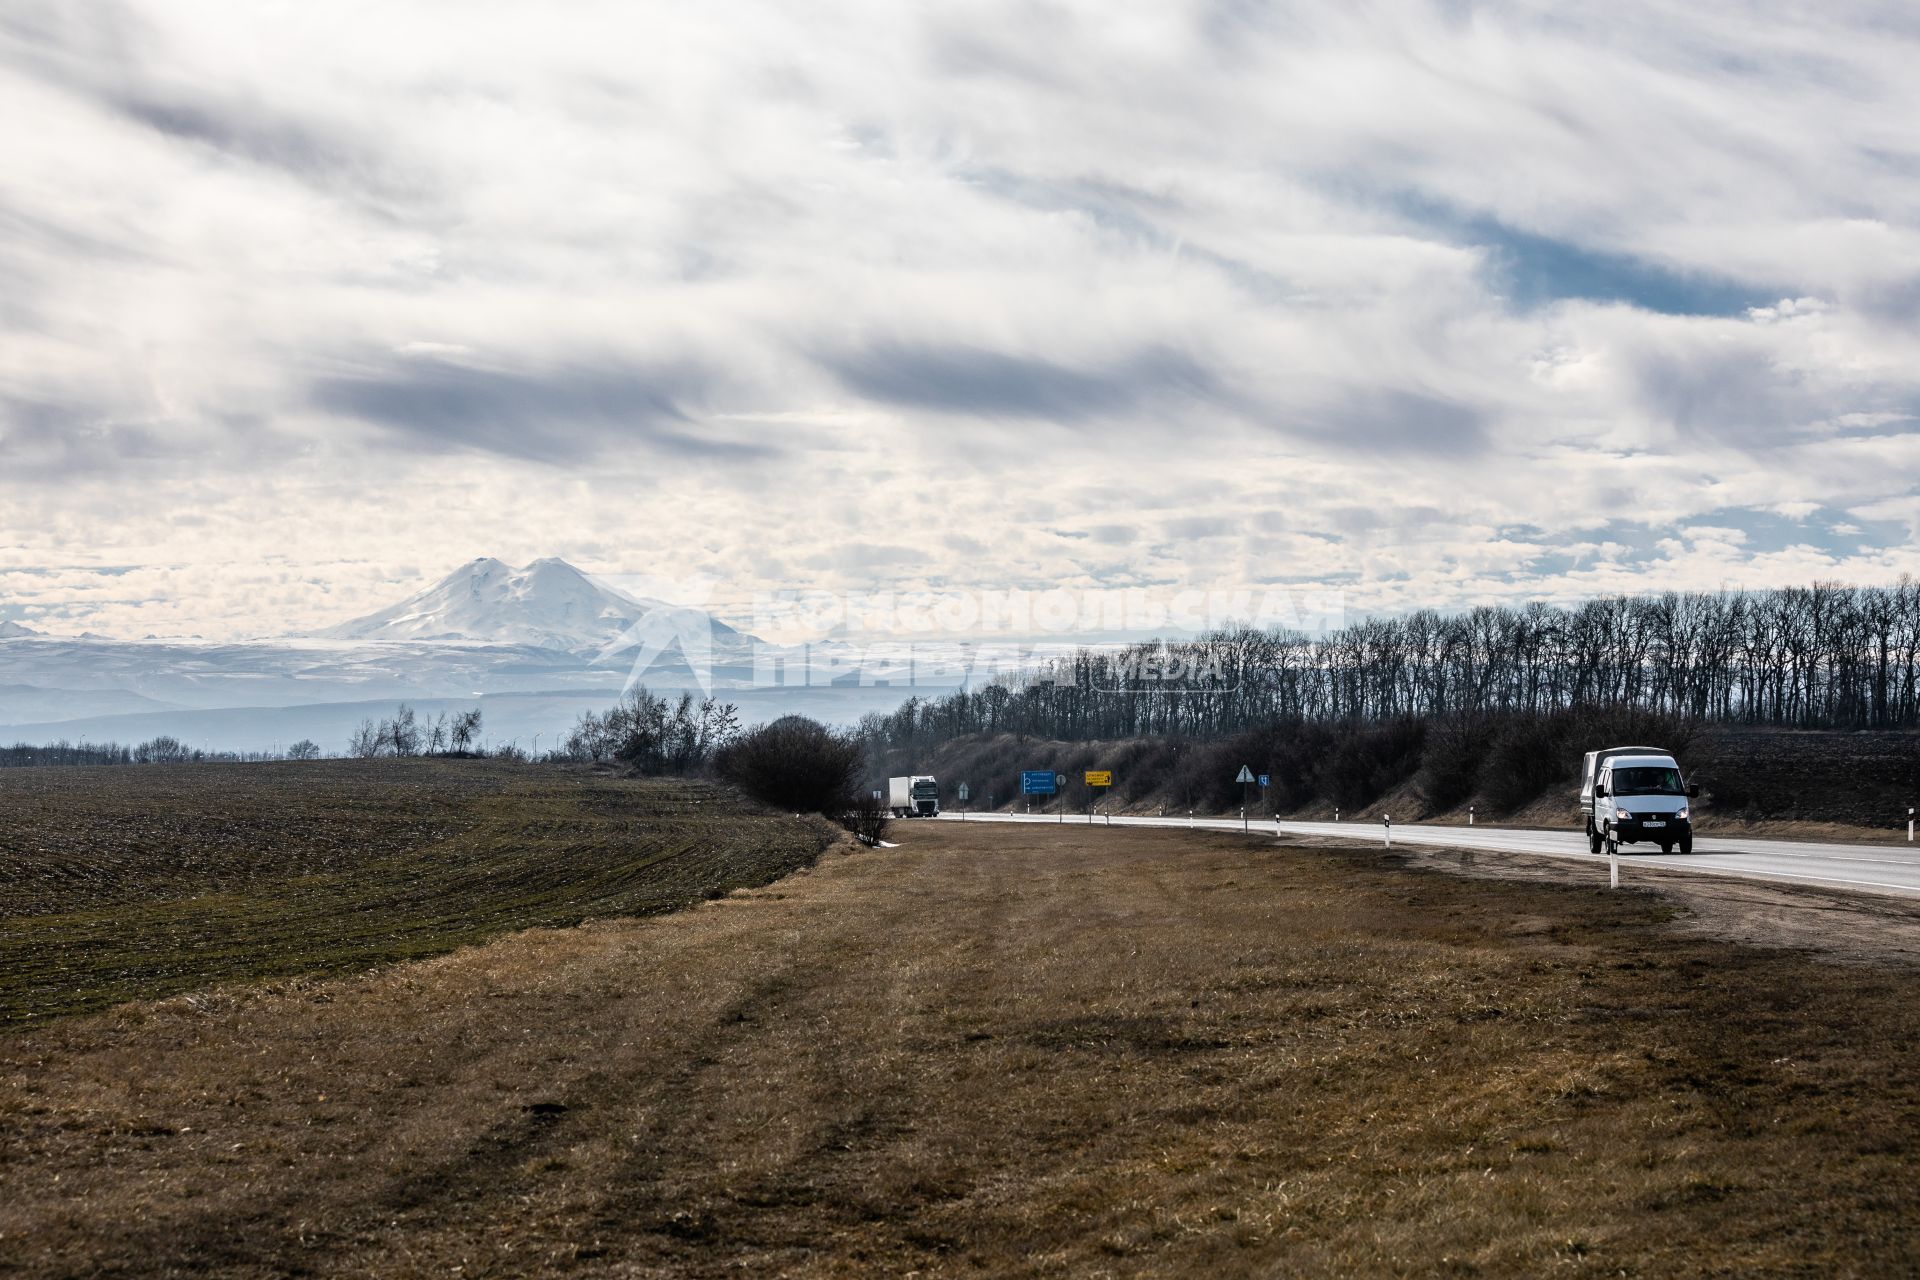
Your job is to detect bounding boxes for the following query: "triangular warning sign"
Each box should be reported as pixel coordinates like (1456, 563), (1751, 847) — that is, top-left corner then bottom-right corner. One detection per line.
(1235, 765), (1255, 783)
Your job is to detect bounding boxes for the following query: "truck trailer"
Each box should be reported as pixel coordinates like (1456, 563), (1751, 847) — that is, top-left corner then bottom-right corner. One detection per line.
(888, 775), (940, 818)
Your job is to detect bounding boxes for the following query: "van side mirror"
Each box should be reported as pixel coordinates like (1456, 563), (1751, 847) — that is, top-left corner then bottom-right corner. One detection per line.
(1593, 783), (1607, 798)
(1688, 783), (1700, 798)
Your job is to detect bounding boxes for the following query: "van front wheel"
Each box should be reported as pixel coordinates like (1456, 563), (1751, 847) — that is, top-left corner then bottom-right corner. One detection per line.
(1587, 821), (1603, 855)
(1679, 832), (1693, 855)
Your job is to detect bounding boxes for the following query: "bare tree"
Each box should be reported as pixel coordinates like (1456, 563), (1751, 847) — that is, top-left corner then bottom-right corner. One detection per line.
(349, 719), (382, 759)
(381, 704), (421, 757)
(450, 708), (483, 754)
(133, 735), (193, 764)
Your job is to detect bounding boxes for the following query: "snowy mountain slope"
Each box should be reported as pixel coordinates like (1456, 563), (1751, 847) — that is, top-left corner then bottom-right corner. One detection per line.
(0, 621), (41, 638)
(316, 557), (748, 652)
(0, 557), (983, 748)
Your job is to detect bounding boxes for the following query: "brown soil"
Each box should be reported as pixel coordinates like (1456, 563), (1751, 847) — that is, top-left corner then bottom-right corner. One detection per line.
(1381, 841), (1920, 970)
(0, 761), (834, 1025)
(4, 823), (1920, 1277)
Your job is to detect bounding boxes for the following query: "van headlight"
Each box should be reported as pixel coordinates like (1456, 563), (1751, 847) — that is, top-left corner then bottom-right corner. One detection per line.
(1675, 806), (1689, 821)
(1616, 807), (1632, 820)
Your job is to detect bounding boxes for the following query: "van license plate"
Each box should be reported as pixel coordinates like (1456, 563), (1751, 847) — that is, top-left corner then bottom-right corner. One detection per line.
(1642, 820), (1665, 828)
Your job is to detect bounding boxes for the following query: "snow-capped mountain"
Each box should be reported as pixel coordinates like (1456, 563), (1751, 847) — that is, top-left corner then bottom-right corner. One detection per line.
(0, 558), (965, 752)
(316, 557), (746, 653)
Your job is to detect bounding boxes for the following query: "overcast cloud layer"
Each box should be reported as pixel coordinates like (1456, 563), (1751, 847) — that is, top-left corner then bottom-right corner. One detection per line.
(2, 0), (1917, 638)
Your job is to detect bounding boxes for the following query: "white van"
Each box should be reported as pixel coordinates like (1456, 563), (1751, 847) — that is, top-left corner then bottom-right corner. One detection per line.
(1579, 746), (1699, 855)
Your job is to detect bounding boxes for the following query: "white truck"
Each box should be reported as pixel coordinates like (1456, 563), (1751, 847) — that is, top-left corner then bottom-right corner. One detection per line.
(887, 775), (940, 818)
(1579, 745), (1699, 856)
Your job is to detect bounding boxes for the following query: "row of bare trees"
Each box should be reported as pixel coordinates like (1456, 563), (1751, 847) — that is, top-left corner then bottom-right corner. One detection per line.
(348, 706), (484, 758)
(861, 582), (1920, 751)
(557, 687), (740, 773)
(0, 737), (322, 767)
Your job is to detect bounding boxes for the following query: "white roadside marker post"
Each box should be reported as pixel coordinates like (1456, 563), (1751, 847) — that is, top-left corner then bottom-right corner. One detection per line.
(1909, 807), (1914, 842)
(1334, 808), (1340, 823)
(1610, 839), (1619, 890)
(1189, 809), (1194, 828)
(1469, 806), (1474, 826)
(1384, 815), (1391, 848)
(1242, 806), (1247, 834)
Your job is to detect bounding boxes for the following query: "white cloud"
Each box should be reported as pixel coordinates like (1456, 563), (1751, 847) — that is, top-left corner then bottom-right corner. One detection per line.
(2, 0), (1918, 638)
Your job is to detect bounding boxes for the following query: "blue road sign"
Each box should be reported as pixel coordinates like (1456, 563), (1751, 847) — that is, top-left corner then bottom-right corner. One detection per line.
(1258, 774), (1270, 787)
(1021, 770), (1057, 795)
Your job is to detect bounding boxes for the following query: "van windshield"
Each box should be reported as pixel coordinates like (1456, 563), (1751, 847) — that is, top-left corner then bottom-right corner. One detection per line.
(1611, 766), (1685, 795)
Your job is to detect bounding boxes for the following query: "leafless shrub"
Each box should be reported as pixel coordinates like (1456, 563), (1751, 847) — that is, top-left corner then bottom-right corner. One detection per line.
(841, 789), (891, 846)
(716, 715), (863, 816)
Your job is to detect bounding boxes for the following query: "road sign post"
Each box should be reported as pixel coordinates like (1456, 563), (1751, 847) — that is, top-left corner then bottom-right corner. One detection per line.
(1021, 770), (1055, 818)
(958, 781), (970, 820)
(1085, 771), (1111, 825)
(1235, 765), (1254, 830)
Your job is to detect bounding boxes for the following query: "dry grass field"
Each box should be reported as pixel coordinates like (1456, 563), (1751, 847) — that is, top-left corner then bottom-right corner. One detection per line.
(0, 760), (835, 1025)
(4, 804), (1920, 1276)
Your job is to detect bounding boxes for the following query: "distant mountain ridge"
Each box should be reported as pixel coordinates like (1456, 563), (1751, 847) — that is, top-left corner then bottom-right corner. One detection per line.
(0, 621), (41, 638)
(315, 557), (748, 653)
(0, 558), (954, 752)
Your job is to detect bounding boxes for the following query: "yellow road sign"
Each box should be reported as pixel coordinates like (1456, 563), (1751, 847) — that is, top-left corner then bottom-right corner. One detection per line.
(1085, 770), (1112, 787)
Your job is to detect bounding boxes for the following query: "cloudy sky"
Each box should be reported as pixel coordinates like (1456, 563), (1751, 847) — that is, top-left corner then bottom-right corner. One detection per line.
(2, 0), (1917, 639)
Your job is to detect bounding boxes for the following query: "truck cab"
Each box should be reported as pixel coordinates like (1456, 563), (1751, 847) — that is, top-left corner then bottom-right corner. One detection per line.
(1581, 747), (1699, 855)
(887, 775), (941, 818)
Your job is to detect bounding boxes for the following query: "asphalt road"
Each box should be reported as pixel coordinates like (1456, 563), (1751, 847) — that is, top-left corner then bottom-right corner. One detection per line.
(936, 810), (1920, 899)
